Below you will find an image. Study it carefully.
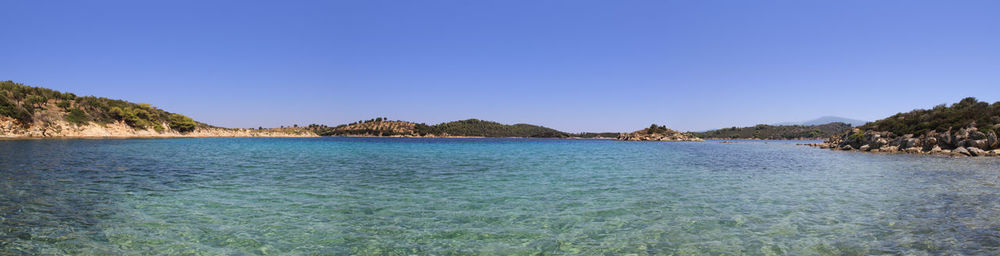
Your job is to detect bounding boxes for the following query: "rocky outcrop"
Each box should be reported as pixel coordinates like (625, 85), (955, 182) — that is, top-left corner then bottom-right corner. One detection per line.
(807, 125), (1000, 157)
(0, 116), (317, 138)
(617, 125), (703, 141)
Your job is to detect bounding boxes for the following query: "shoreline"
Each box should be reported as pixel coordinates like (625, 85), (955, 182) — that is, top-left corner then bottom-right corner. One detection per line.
(803, 142), (1000, 157)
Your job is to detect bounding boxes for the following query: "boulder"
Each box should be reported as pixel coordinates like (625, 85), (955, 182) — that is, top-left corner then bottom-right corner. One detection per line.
(923, 136), (938, 148)
(953, 147), (972, 156)
(988, 131), (998, 149)
(956, 139), (970, 148)
(968, 147), (987, 157)
(971, 139), (989, 150)
(882, 146), (899, 153)
(840, 145), (855, 151)
(874, 138), (889, 148)
(859, 145), (871, 151)
(970, 131), (987, 140)
(904, 147), (922, 154)
(903, 138), (921, 149)
(929, 145), (943, 153)
(935, 132), (954, 148)
(955, 128), (971, 141)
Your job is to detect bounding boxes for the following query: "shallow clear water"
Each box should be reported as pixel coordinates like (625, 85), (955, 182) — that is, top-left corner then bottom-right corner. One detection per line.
(2, 138), (1000, 255)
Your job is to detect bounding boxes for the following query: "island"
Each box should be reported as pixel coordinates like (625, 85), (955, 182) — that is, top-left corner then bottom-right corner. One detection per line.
(617, 124), (702, 141)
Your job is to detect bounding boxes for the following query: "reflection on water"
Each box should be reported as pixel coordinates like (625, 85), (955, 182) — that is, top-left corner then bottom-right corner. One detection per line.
(2, 138), (1000, 255)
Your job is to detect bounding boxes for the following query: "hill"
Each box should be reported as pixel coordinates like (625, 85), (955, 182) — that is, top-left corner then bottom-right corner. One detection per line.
(693, 122), (852, 140)
(775, 116), (868, 127)
(0, 81), (315, 138)
(617, 124), (702, 141)
(428, 119), (569, 138)
(817, 97), (1000, 156)
(307, 118), (572, 138)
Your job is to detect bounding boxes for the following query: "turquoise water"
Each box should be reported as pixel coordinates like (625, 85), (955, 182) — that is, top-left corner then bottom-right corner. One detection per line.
(2, 138), (1000, 255)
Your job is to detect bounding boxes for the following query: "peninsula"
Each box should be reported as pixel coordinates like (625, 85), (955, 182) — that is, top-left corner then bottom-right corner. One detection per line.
(810, 97), (1000, 157)
(0, 81), (315, 138)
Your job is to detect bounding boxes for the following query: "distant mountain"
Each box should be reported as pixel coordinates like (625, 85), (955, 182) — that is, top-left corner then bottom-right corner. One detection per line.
(775, 116), (868, 127)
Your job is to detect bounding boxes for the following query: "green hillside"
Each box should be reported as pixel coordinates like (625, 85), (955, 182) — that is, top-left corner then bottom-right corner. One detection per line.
(307, 118), (573, 138)
(859, 97), (1000, 136)
(0, 81), (197, 132)
(693, 122), (852, 139)
(427, 119), (569, 138)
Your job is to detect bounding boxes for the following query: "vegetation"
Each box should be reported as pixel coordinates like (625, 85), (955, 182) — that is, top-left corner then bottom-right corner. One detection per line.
(571, 132), (620, 138)
(430, 119), (569, 138)
(307, 118), (573, 138)
(168, 113), (197, 132)
(0, 81), (200, 133)
(646, 124), (670, 134)
(65, 108), (90, 125)
(693, 122), (852, 139)
(859, 97), (1000, 136)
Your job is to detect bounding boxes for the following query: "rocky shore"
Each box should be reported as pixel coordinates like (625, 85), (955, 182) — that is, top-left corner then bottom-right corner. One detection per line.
(0, 117), (317, 139)
(806, 125), (1000, 157)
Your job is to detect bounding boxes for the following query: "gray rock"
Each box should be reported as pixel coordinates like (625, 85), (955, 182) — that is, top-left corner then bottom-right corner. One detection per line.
(971, 131), (987, 140)
(953, 147), (971, 156)
(903, 138), (921, 149)
(871, 138), (885, 148)
(840, 145), (854, 151)
(904, 147), (922, 154)
(929, 145), (943, 153)
(859, 145), (871, 151)
(968, 147), (986, 157)
(988, 131), (998, 149)
(882, 146), (899, 153)
(971, 139), (989, 150)
(924, 136), (938, 147)
(956, 139), (970, 148)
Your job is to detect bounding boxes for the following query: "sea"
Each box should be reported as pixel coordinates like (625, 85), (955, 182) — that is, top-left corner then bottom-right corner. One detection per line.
(2, 137), (1000, 255)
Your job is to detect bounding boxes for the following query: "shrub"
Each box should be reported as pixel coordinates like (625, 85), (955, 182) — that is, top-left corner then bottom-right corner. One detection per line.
(65, 108), (89, 125)
(56, 101), (71, 110)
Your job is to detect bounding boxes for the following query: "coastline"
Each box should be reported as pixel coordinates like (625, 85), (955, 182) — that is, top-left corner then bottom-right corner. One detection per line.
(1, 117), (317, 139)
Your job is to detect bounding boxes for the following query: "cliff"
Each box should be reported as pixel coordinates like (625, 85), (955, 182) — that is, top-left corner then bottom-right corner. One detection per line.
(617, 124), (703, 141)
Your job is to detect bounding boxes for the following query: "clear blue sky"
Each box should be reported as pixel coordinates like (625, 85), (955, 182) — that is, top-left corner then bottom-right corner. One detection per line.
(4, 1), (999, 132)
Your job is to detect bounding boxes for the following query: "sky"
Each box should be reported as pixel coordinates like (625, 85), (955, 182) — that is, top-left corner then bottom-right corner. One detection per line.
(3, 1), (999, 132)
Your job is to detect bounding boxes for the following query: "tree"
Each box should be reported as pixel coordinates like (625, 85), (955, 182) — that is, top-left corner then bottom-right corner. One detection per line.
(168, 114), (196, 132)
(25, 95), (46, 108)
